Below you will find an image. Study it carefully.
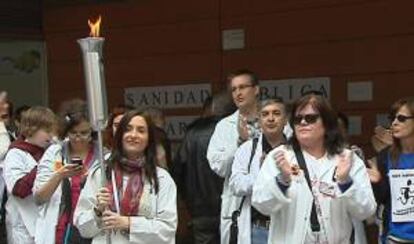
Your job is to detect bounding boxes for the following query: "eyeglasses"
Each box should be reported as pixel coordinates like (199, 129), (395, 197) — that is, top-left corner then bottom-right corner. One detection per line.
(231, 84), (254, 93)
(68, 130), (91, 140)
(293, 114), (320, 125)
(389, 114), (414, 123)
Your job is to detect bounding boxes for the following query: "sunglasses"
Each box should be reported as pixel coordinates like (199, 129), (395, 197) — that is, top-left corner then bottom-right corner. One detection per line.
(293, 114), (320, 125)
(389, 114), (414, 123)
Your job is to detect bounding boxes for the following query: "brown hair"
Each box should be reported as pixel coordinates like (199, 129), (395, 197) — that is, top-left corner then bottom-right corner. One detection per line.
(108, 110), (160, 193)
(20, 106), (58, 138)
(289, 94), (345, 156)
(105, 104), (134, 149)
(58, 99), (90, 139)
(227, 69), (259, 87)
(389, 96), (414, 167)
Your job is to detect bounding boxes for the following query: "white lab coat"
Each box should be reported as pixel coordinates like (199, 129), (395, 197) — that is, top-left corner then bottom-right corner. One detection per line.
(353, 218), (368, 244)
(0, 121), (11, 216)
(207, 111), (243, 244)
(4, 148), (39, 244)
(251, 145), (376, 244)
(229, 134), (266, 244)
(34, 143), (104, 244)
(73, 165), (177, 244)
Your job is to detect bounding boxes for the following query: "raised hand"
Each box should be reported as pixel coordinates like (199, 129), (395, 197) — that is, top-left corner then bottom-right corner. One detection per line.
(238, 115), (249, 142)
(335, 150), (353, 183)
(274, 150), (292, 183)
(366, 157), (382, 183)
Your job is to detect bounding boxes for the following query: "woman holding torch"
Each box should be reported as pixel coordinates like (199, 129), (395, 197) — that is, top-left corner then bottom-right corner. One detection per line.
(74, 110), (177, 244)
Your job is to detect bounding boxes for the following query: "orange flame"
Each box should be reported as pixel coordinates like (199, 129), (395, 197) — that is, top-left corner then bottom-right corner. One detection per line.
(88, 15), (102, 37)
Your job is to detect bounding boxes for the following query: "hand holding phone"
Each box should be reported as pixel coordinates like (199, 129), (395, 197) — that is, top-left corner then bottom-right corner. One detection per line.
(70, 157), (83, 165)
(57, 159), (83, 178)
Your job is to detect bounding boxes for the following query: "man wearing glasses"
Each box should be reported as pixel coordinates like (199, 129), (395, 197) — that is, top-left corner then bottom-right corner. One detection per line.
(207, 69), (261, 244)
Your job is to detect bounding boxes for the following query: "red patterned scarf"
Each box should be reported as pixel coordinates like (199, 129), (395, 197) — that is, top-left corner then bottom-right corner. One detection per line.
(108, 157), (145, 216)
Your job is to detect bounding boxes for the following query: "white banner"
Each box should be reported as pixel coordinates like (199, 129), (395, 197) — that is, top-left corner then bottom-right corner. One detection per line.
(389, 169), (414, 222)
(124, 83), (211, 109)
(259, 77), (330, 102)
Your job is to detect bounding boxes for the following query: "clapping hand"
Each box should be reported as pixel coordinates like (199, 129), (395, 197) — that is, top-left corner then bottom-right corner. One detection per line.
(274, 150), (292, 183)
(336, 151), (353, 183)
(366, 157), (382, 183)
(238, 115), (249, 142)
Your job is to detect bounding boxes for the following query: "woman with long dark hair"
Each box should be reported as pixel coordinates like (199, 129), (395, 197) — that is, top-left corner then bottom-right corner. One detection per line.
(74, 110), (177, 244)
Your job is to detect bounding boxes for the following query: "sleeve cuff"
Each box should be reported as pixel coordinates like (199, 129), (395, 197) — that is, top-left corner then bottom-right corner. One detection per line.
(338, 179), (353, 193)
(275, 176), (290, 194)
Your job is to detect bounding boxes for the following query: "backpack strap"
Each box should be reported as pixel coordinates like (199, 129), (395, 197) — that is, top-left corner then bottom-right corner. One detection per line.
(292, 143), (321, 232)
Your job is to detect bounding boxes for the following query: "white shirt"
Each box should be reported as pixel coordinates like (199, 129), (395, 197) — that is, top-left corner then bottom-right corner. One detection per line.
(34, 142), (104, 244)
(4, 148), (39, 244)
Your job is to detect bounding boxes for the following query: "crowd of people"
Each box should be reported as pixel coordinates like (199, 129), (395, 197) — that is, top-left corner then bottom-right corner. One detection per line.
(0, 68), (413, 244)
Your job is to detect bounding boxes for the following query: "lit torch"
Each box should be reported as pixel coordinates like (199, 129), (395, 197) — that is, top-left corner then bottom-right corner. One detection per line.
(78, 15), (111, 244)
(78, 15), (108, 132)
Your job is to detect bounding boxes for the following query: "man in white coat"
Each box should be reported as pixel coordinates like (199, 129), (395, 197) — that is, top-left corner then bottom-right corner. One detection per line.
(207, 69), (261, 244)
(251, 94), (376, 244)
(230, 98), (287, 244)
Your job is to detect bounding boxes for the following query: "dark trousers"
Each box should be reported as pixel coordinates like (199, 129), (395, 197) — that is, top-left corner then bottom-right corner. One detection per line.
(191, 216), (220, 244)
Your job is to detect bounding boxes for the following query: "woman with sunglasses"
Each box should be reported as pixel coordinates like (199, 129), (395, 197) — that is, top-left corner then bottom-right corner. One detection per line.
(251, 94), (376, 244)
(73, 110), (177, 244)
(371, 97), (414, 244)
(34, 99), (102, 244)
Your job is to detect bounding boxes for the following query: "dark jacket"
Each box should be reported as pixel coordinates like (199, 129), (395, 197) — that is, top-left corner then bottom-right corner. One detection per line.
(171, 116), (224, 217)
(371, 147), (391, 240)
